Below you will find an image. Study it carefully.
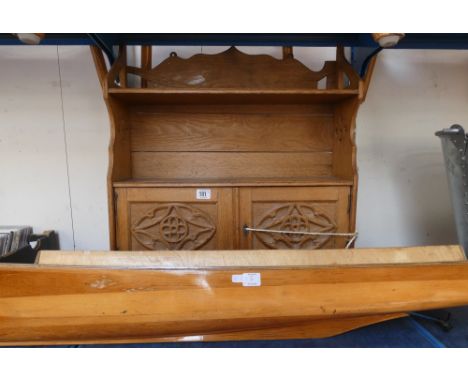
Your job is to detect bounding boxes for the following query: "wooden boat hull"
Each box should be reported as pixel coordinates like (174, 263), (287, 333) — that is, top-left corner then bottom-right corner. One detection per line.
(2, 253), (468, 345)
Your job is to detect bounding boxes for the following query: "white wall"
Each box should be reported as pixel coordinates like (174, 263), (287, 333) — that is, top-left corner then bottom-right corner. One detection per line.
(0, 46), (464, 250)
(0, 46), (109, 250)
(357, 49), (468, 247)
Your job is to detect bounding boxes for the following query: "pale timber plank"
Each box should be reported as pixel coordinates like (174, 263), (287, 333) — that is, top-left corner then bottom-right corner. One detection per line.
(37, 245), (466, 269)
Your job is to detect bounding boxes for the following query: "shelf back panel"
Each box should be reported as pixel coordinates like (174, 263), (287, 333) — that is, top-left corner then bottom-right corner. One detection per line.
(130, 104), (334, 153)
(129, 103), (335, 180)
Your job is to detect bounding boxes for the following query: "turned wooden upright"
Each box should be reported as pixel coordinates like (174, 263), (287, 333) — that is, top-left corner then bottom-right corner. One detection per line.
(91, 45), (375, 251)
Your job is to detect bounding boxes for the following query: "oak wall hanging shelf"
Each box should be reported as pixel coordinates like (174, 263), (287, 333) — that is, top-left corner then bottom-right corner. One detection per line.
(91, 45), (375, 252)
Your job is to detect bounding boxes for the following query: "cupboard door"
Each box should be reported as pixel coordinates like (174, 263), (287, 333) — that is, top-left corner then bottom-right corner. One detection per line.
(115, 187), (234, 250)
(239, 187), (351, 250)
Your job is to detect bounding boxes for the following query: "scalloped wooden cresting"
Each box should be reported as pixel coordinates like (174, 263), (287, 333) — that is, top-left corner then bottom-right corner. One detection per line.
(133, 46), (359, 90)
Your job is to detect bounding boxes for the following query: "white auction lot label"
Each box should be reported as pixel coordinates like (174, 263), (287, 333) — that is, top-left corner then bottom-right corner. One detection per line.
(196, 189), (211, 200)
(232, 273), (261, 287)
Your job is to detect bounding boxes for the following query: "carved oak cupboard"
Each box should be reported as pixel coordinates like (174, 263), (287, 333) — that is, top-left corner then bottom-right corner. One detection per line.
(239, 187), (351, 250)
(91, 45), (374, 251)
(115, 187), (235, 250)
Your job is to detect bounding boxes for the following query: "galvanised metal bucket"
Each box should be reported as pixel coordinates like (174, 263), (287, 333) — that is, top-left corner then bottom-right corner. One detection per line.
(436, 125), (468, 255)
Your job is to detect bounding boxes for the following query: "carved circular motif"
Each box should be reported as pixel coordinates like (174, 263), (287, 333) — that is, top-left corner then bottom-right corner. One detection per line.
(132, 204), (216, 250)
(160, 215), (188, 243)
(254, 203), (337, 249)
(280, 214), (309, 243)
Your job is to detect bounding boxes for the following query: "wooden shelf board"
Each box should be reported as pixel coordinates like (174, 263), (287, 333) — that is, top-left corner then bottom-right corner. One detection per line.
(108, 88), (359, 104)
(37, 245), (466, 268)
(113, 177), (354, 188)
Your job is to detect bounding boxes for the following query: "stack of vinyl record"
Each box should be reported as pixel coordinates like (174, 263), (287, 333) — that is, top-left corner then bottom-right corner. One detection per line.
(0, 226), (32, 257)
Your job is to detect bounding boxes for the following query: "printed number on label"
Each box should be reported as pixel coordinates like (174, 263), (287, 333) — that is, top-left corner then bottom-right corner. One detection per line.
(196, 189), (211, 200)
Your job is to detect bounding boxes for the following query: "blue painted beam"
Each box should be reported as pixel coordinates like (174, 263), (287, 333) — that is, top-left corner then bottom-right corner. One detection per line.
(112, 33), (363, 47)
(0, 33), (93, 45)
(3, 34), (468, 50)
(0, 33), (363, 47)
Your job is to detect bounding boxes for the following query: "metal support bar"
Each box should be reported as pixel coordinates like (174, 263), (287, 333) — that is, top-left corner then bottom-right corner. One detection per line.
(88, 33), (115, 65)
(410, 311), (453, 332)
(359, 47), (382, 77)
(243, 226), (358, 249)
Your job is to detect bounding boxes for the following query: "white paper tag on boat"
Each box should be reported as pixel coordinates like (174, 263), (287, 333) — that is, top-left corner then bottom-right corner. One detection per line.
(196, 189), (211, 200)
(232, 273), (261, 287)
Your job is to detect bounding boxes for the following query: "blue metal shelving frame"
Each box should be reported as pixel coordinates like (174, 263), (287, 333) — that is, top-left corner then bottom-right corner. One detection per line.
(3, 33), (468, 78)
(2, 33), (468, 49)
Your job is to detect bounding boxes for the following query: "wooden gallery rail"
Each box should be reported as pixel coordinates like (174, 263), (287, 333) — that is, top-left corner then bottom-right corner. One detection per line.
(1, 246), (468, 345)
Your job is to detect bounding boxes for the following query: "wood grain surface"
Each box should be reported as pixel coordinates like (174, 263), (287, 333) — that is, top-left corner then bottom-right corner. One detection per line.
(2, 248), (468, 345)
(138, 46), (356, 91)
(130, 112), (334, 153)
(37, 245), (465, 268)
(132, 152), (333, 180)
(91, 45), (373, 251)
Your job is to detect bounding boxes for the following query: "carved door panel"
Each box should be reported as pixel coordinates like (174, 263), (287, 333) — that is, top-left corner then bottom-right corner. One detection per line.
(239, 187), (351, 250)
(115, 187), (234, 250)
